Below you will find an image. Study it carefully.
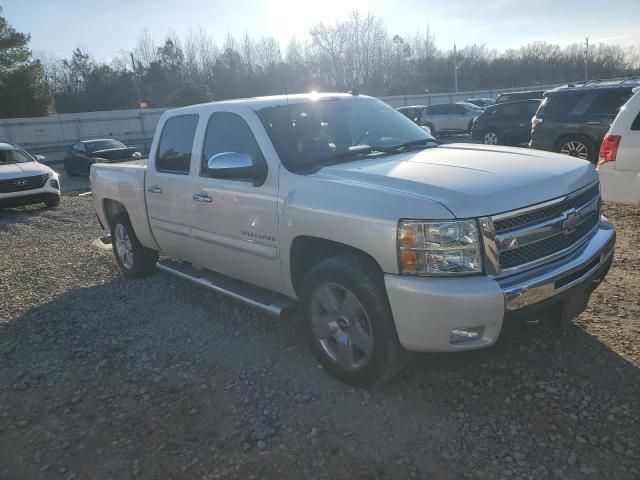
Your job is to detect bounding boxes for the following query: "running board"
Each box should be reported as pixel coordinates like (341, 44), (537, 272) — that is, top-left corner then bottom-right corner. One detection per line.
(156, 259), (295, 317)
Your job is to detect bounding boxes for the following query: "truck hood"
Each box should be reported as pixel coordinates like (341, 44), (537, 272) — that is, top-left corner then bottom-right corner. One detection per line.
(0, 161), (54, 181)
(314, 144), (598, 218)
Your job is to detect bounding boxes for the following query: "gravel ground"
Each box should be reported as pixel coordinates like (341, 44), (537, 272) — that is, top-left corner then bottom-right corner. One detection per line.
(0, 195), (638, 480)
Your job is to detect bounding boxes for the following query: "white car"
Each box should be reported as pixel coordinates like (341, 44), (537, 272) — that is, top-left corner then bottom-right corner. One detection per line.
(598, 88), (640, 206)
(0, 142), (61, 209)
(90, 93), (614, 385)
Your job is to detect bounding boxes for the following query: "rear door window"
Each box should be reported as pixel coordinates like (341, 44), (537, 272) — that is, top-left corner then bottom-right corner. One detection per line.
(501, 104), (520, 116)
(586, 90), (633, 115)
(524, 101), (540, 116)
(155, 114), (199, 174)
(543, 92), (584, 115)
(632, 111), (640, 131)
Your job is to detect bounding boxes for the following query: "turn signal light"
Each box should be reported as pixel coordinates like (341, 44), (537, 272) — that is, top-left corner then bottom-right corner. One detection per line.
(598, 135), (621, 165)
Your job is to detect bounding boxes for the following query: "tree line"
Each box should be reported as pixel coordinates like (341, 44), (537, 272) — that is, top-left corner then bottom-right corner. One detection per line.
(2, 8), (640, 117)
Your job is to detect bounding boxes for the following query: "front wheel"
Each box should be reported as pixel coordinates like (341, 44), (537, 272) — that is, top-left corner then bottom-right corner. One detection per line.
(44, 196), (60, 208)
(299, 255), (406, 385)
(110, 213), (158, 279)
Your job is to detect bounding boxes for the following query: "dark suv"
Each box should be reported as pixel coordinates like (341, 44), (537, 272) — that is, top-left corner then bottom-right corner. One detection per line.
(530, 81), (638, 163)
(471, 99), (541, 146)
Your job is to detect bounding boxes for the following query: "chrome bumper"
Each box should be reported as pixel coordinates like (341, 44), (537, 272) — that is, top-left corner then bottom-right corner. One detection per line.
(498, 216), (615, 311)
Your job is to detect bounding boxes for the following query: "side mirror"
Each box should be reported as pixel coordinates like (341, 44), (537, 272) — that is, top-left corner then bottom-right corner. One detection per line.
(206, 152), (265, 185)
(34, 154), (45, 162)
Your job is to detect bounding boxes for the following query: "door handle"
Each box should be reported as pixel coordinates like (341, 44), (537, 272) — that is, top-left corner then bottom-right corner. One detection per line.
(193, 192), (213, 203)
(147, 185), (162, 194)
(586, 121), (601, 125)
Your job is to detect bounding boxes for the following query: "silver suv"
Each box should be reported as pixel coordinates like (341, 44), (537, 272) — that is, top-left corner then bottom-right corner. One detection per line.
(419, 103), (482, 135)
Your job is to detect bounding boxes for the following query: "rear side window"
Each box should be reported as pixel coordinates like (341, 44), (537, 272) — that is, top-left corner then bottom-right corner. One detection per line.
(543, 92), (584, 115)
(501, 104), (520, 116)
(632, 111), (640, 131)
(156, 115), (199, 174)
(586, 90), (633, 115)
(201, 112), (265, 176)
(524, 101), (540, 116)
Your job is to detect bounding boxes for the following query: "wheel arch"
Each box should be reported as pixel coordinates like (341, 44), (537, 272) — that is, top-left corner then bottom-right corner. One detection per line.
(289, 236), (384, 298)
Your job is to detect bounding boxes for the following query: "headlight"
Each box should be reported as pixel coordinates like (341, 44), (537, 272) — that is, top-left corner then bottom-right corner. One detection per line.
(397, 219), (482, 275)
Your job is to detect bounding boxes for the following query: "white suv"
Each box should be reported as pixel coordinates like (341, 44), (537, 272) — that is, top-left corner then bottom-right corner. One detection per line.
(0, 142), (61, 209)
(598, 88), (640, 205)
(419, 103), (482, 135)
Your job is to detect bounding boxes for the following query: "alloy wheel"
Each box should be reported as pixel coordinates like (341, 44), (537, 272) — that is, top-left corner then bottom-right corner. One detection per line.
(309, 282), (374, 371)
(484, 132), (499, 145)
(560, 141), (589, 160)
(114, 223), (134, 270)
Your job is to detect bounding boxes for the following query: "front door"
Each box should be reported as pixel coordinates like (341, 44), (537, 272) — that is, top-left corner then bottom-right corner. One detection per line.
(189, 109), (283, 293)
(145, 114), (200, 260)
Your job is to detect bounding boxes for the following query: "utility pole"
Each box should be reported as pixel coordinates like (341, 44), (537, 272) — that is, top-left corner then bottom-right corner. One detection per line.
(130, 52), (143, 108)
(453, 43), (467, 93)
(584, 37), (589, 82)
(454, 43), (458, 93)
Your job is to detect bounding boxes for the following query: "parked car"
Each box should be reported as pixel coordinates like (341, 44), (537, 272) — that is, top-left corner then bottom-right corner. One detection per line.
(64, 138), (142, 176)
(471, 99), (541, 146)
(598, 88), (640, 205)
(91, 93), (614, 385)
(530, 80), (638, 163)
(464, 98), (496, 108)
(419, 103), (482, 135)
(396, 105), (427, 124)
(0, 142), (60, 209)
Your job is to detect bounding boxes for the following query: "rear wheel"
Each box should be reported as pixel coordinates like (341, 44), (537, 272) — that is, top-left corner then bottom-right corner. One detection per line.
(110, 213), (158, 279)
(556, 136), (595, 163)
(299, 254), (406, 385)
(482, 130), (500, 145)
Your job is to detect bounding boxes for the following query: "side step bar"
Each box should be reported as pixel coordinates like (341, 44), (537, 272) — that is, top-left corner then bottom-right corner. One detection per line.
(156, 259), (295, 318)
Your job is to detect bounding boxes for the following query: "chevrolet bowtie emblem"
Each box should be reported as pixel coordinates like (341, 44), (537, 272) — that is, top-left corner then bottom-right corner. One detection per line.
(562, 209), (582, 233)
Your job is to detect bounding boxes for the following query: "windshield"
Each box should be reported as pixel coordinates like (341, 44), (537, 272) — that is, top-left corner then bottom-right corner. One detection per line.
(0, 146), (34, 164)
(85, 139), (126, 153)
(256, 97), (435, 172)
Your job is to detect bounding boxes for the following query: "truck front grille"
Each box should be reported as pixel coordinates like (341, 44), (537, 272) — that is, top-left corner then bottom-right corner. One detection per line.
(484, 182), (601, 275)
(0, 174), (49, 193)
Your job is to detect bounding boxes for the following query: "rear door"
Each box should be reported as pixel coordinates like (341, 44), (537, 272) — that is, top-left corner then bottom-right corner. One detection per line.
(513, 101), (540, 144)
(448, 104), (470, 131)
(188, 107), (283, 292)
(144, 114), (200, 259)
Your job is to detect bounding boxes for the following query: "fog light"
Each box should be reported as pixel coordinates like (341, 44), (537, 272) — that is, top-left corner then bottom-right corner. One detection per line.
(50, 179), (59, 189)
(450, 327), (484, 344)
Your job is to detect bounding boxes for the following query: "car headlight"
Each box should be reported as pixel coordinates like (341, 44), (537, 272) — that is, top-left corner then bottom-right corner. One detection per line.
(397, 219), (482, 275)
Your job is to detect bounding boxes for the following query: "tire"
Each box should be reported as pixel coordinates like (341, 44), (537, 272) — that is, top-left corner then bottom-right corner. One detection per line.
(64, 160), (77, 177)
(482, 129), (500, 145)
(299, 254), (406, 385)
(44, 196), (60, 208)
(109, 212), (158, 279)
(555, 136), (595, 163)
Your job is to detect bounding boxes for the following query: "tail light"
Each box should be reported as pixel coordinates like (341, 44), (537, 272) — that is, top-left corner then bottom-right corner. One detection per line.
(531, 117), (543, 128)
(598, 135), (621, 165)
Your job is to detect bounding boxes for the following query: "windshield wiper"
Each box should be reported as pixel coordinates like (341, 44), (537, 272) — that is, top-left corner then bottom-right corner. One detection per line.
(368, 138), (440, 153)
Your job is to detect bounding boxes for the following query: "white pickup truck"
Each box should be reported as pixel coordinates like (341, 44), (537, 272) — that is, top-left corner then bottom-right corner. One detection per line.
(91, 93), (615, 384)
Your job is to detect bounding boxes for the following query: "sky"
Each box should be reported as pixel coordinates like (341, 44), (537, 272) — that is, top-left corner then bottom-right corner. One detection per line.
(4, 0), (640, 61)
